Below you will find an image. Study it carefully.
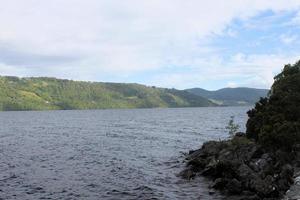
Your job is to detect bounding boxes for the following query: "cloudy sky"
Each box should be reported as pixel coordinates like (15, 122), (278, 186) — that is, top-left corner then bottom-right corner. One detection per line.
(0, 0), (300, 90)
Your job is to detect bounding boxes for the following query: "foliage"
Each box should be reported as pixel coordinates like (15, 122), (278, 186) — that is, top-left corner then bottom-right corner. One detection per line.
(0, 76), (215, 111)
(246, 60), (300, 150)
(225, 116), (240, 138)
(230, 136), (253, 148)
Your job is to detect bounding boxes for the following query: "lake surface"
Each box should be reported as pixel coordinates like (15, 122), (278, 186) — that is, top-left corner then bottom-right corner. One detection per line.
(0, 107), (250, 200)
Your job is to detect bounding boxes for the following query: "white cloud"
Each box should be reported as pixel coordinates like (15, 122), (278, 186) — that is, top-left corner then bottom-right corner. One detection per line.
(146, 53), (300, 89)
(280, 34), (298, 44)
(226, 82), (238, 88)
(0, 0), (299, 88)
(291, 10), (300, 25)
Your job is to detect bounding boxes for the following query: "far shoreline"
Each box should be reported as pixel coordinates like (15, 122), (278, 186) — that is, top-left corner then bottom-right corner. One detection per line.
(0, 105), (253, 113)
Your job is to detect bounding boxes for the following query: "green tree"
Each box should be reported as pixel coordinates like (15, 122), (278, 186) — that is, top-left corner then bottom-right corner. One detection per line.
(246, 60), (300, 150)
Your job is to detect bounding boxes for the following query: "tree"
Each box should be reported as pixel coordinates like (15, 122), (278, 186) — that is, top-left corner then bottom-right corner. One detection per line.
(246, 60), (300, 150)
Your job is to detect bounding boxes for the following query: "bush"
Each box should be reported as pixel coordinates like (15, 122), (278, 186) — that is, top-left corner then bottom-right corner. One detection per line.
(246, 60), (300, 150)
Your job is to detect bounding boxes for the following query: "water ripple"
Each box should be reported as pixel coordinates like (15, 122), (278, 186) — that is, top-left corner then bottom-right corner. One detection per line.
(0, 107), (250, 199)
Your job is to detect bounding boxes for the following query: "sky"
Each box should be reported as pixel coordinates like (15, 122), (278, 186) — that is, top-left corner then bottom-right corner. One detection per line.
(0, 1), (300, 90)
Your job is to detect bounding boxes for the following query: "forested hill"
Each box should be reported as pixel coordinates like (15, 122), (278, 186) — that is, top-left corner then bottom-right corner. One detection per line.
(185, 87), (269, 106)
(0, 76), (215, 111)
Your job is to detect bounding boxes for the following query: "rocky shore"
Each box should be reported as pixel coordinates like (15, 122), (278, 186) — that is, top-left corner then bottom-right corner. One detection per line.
(180, 133), (300, 200)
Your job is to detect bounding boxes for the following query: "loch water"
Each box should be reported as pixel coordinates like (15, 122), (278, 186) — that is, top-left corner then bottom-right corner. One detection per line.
(0, 107), (250, 200)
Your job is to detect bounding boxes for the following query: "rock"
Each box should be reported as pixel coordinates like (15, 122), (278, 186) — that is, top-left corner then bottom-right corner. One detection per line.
(293, 144), (300, 151)
(294, 159), (300, 168)
(188, 150), (196, 155)
(229, 194), (260, 200)
(278, 179), (291, 194)
(187, 157), (206, 169)
(281, 164), (294, 180)
(240, 195), (260, 200)
(283, 175), (300, 200)
(218, 149), (235, 162)
(211, 178), (227, 189)
(178, 168), (195, 179)
(201, 141), (228, 156)
(253, 179), (271, 197)
(237, 163), (258, 189)
(227, 178), (242, 194)
(181, 138), (297, 200)
(275, 150), (294, 165)
(208, 189), (215, 195)
(215, 160), (238, 178)
(235, 132), (245, 137)
(249, 146), (264, 159)
(238, 163), (254, 179)
(278, 164), (294, 191)
(201, 166), (215, 176)
(201, 157), (219, 176)
(206, 157), (218, 168)
(249, 153), (271, 173)
(187, 149), (204, 159)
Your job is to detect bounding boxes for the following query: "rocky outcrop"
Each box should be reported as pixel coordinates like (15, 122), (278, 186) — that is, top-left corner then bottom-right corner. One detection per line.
(180, 134), (299, 200)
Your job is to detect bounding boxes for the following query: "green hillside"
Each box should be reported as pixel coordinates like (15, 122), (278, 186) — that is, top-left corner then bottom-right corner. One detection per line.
(0, 76), (215, 111)
(186, 87), (269, 106)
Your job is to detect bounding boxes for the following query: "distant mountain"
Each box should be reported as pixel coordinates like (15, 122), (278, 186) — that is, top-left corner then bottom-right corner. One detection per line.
(185, 87), (269, 106)
(0, 76), (215, 111)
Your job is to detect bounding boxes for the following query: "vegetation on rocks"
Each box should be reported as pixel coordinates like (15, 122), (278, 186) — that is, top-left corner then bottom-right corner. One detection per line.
(182, 60), (300, 200)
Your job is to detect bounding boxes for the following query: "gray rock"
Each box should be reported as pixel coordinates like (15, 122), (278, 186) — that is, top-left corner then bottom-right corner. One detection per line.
(182, 138), (297, 199)
(235, 132), (246, 137)
(211, 178), (226, 189)
(178, 168), (195, 179)
(227, 178), (242, 194)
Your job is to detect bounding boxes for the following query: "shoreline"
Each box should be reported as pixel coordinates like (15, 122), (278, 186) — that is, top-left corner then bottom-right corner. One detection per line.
(0, 105), (252, 112)
(180, 134), (299, 200)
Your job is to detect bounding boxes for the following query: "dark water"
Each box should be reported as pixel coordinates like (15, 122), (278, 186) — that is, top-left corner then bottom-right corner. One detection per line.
(0, 107), (250, 200)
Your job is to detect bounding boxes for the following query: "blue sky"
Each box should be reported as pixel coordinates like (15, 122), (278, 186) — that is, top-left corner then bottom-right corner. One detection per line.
(0, 0), (300, 90)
